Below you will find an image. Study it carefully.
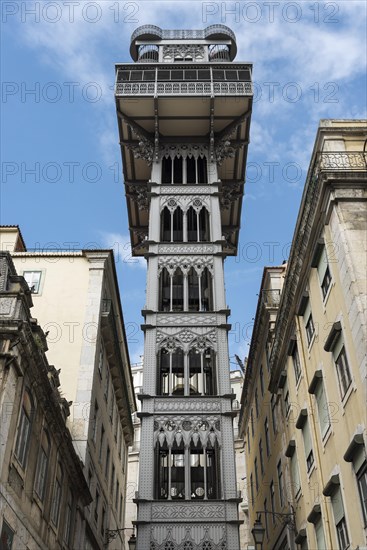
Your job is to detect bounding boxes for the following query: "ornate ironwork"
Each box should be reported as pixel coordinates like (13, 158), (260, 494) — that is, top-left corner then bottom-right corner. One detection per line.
(316, 151), (367, 171)
(116, 81), (252, 97)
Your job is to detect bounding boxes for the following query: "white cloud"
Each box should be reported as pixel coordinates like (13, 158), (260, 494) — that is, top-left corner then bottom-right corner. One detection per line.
(100, 231), (146, 270)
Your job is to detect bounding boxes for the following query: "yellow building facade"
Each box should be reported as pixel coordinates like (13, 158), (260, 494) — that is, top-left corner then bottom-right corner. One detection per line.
(239, 120), (367, 550)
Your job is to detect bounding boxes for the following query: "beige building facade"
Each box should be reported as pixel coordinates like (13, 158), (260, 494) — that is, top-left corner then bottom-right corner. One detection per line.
(0, 252), (91, 549)
(239, 120), (367, 549)
(0, 227), (137, 549)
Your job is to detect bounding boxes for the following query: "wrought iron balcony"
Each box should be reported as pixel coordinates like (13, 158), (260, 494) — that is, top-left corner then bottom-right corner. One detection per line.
(316, 151), (367, 171)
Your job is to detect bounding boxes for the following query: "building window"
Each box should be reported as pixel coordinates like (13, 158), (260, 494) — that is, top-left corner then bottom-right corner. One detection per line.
(51, 462), (63, 527)
(63, 490), (73, 545)
(321, 266), (332, 299)
(110, 464), (115, 496)
(159, 266), (213, 312)
(277, 460), (284, 507)
(270, 481), (275, 524)
(115, 480), (120, 510)
(187, 206), (210, 242)
(161, 155), (208, 185)
(263, 499), (269, 538)
(160, 206), (184, 242)
(305, 313), (315, 345)
(250, 473), (254, 504)
(260, 365), (264, 395)
(14, 388), (34, 469)
(290, 451), (301, 498)
(315, 517), (326, 550)
(34, 428), (50, 500)
(99, 425), (105, 463)
(101, 505), (106, 537)
(302, 417), (314, 473)
(264, 418), (270, 456)
(271, 395), (278, 435)
(254, 458), (259, 492)
(314, 380), (330, 437)
(315, 245), (332, 300)
(91, 400), (98, 443)
(284, 384), (290, 417)
(105, 445), (110, 482)
(247, 427), (251, 453)
(94, 487), (100, 523)
(259, 440), (264, 476)
(331, 487), (349, 550)
(250, 409), (255, 437)
(0, 520), (14, 550)
(119, 494), (123, 523)
(23, 270), (42, 293)
(334, 345), (352, 399)
(255, 389), (259, 418)
(357, 461), (367, 525)
(292, 344), (302, 383)
(98, 344), (104, 378)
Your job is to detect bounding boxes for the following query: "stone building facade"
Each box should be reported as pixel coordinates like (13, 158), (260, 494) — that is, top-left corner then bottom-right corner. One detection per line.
(115, 24), (253, 549)
(0, 252), (91, 549)
(0, 227), (137, 549)
(239, 120), (367, 549)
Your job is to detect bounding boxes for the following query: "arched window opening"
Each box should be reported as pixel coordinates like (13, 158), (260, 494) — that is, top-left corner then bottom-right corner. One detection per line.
(51, 462), (64, 526)
(201, 268), (213, 311)
(187, 156), (196, 183)
(172, 268), (184, 311)
(172, 348), (185, 395)
(188, 268), (200, 312)
(14, 389), (34, 469)
(172, 208), (183, 242)
(173, 156), (183, 184)
(197, 156), (208, 184)
(203, 348), (216, 395)
(159, 268), (170, 312)
(170, 441), (185, 499)
(161, 207), (171, 242)
(206, 441), (220, 499)
(158, 348), (170, 395)
(189, 348), (202, 395)
(199, 208), (210, 242)
(162, 156), (172, 184)
(190, 441), (205, 499)
(187, 207), (198, 242)
(156, 442), (169, 499)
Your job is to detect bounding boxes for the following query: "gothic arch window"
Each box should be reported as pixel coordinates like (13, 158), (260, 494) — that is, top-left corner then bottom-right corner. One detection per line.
(172, 268), (184, 311)
(187, 156), (196, 183)
(157, 347), (184, 396)
(197, 156), (208, 183)
(162, 156), (172, 184)
(188, 347), (216, 396)
(188, 267), (200, 312)
(200, 267), (213, 311)
(173, 156), (183, 183)
(190, 439), (220, 500)
(187, 206), (210, 242)
(34, 428), (51, 500)
(160, 206), (183, 242)
(159, 268), (171, 311)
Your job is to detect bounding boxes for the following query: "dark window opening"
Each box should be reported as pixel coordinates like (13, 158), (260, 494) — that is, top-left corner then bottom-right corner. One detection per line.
(197, 156), (207, 184)
(201, 268), (213, 311)
(172, 208), (183, 241)
(173, 156), (183, 184)
(188, 268), (200, 312)
(199, 208), (210, 241)
(159, 268), (170, 311)
(172, 349), (184, 395)
(187, 207), (198, 242)
(172, 268), (184, 311)
(162, 157), (172, 184)
(187, 157), (196, 184)
(161, 207), (171, 242)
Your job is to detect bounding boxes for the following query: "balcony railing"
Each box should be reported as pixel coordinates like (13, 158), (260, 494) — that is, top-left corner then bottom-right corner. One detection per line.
(116, 80), (252, 97)
(316, 151), (367, 171)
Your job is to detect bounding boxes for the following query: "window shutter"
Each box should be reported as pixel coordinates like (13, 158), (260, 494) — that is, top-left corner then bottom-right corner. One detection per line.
(315, 519), (326, 550)
(315, 382), (330, 436)
(291, 453), (301, 495)
(317, 246), (328, 283)
(303, 418), (312, 457)
(332, 334), (344, 361)
(331, 486), (345, 525)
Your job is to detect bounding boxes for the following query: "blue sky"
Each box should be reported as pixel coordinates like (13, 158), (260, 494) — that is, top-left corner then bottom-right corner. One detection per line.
(1, 1), (366, 365)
